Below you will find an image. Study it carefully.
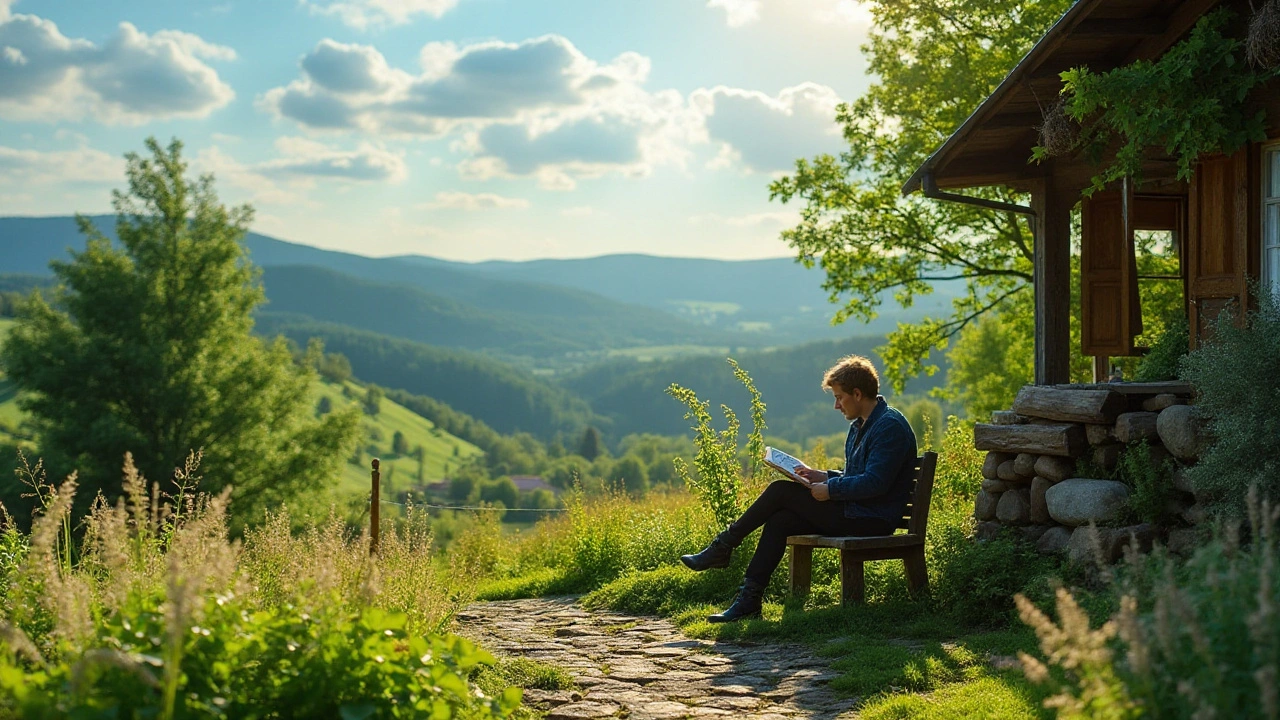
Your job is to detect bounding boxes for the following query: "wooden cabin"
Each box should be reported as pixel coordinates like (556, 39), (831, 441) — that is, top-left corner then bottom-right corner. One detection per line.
(902, 0), (1280, 384)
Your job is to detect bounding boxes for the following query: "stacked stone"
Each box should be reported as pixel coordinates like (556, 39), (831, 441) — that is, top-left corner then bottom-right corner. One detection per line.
(971, 382), (1208, 563)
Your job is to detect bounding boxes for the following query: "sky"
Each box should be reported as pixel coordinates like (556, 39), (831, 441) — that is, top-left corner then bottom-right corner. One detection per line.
(0, 0), (875, 260)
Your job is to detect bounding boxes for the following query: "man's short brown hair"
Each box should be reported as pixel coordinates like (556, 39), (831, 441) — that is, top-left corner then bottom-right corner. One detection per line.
(823, 355), (879, 398)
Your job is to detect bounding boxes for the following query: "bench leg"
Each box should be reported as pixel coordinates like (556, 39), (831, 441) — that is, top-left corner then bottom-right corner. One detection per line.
(839, 549), (865, 605)
(903, 545), (928, 597)
(789, 545), (813, 597)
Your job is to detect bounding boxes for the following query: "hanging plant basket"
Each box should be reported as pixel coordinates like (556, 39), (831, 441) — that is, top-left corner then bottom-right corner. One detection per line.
(1247, 0), (1280, 68)
(1036, 99), (1078, 158)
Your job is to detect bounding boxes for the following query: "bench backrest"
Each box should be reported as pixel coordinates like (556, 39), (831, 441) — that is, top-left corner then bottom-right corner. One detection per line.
(898, 451), (939, 535)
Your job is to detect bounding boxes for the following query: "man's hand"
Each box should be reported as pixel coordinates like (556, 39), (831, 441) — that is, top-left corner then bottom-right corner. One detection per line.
(795, 467), (828, 485)
(809, 482), (830, 502)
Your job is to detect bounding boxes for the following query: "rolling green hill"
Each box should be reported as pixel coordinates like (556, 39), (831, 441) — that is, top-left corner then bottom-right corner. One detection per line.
(310, 378), (483, 502)
(0, 319), (21, 447)
(560, 335), (951, 442)
(259, 265), (728, 359)
(0, 316), (484, 506)
(1, 216), (749, 360)
(255, 316), (599, 440)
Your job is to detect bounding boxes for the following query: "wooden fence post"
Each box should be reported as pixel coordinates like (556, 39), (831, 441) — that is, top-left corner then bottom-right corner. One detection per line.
(370, 458), (380, 554)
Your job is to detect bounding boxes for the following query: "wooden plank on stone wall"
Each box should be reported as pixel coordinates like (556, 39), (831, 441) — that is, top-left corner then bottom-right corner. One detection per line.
(1011, 385), (1126, 424)
(974, 423), (1086, 457)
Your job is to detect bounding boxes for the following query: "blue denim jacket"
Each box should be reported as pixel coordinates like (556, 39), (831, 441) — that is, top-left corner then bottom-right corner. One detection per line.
(825, 396), (919, 524)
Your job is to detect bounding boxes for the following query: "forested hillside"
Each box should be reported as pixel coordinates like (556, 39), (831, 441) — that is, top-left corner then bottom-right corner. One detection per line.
(402, 253), (967, 342)
(562, 336), (950, 441)
(260, 265), (731, 359)
(256, 315), (599, 440)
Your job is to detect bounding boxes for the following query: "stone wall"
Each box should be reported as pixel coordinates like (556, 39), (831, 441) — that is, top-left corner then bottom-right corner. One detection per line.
(971, 382), (1209, 563)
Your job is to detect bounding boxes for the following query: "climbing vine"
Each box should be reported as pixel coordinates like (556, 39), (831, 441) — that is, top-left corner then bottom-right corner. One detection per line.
(1034, 8), (1277, 193)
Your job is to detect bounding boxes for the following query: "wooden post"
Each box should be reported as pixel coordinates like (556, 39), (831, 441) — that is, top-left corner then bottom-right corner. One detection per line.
(370, 458), (380, 554)
(789, 545), (813, 598)
(1031, 177), (1074, 385)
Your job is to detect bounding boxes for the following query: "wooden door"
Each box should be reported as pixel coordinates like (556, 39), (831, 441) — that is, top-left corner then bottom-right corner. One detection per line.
(1081, 187), (1138, 357)
(1188, 150), (1251, 346)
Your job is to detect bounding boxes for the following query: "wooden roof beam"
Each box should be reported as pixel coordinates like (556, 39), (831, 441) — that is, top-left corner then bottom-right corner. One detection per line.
(1074, 18), (1168, 37)
(1126, 0), (1223, 62)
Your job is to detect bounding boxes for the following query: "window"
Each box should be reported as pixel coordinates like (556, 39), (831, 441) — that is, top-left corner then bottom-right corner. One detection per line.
(1265, 145), (1280, 297)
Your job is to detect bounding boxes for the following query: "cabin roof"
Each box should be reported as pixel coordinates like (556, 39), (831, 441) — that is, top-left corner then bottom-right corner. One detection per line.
(902, 0), (1223, 195)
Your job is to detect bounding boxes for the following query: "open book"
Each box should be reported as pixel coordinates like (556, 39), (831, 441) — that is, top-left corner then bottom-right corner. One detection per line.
(764, 446), (811, 485)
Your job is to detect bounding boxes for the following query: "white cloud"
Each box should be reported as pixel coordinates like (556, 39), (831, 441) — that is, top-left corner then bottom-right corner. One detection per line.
(260, 136), (407, 182)
(707, 0), (761, 27)
(421, 191), (530, 211)
(261, 35), (634, 135)
(0, 145), (123, 185)
(0, 9), (235, 123)
(691, 82), (843, 173)
(263, 35), (698, 187)
(302, 0), (459, 30)
(560, 205), (594, 217)
(192, 137), (406, 208)
(705, 0), (872, 28)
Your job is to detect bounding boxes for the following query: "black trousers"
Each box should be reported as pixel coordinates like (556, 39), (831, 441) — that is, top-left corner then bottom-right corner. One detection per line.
(727, 481), (894, 585)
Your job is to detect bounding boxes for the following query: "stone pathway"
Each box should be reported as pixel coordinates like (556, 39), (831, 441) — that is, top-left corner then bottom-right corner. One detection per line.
(455, 597), (858, 720)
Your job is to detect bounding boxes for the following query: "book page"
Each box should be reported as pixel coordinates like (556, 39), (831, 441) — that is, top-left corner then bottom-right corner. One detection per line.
(764, 446), (809, 484)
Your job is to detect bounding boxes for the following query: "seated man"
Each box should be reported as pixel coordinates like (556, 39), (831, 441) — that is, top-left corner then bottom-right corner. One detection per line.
(680, 355), (918, 622)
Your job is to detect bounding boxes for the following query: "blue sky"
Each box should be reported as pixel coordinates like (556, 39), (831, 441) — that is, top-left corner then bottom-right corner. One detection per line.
(0, 0), (874, 260)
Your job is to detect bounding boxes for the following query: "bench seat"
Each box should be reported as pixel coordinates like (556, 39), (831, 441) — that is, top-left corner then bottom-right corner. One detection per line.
(786, 451), (938, 605)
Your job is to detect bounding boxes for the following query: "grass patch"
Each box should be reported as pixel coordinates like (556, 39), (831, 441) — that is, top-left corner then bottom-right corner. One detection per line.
(858, 676), (1049, 720)
(477, 567), (581, 601)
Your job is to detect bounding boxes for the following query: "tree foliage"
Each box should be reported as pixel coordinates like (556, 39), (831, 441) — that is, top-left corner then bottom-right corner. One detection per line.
(1042, 9), (1276, 192)
(0, 138), (359, 520)
(769, 0), (1074, 392)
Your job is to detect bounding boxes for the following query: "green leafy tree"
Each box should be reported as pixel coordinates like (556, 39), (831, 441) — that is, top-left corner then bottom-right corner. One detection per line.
(316, 396), (334, 416)
(609, 455), (649, 497)
(0, 138), (360, 521)
(577, 426), (602, 462)
(363, 386), (384, 416)
(392, 430), (409, 456)
(769, 0), (1074, 392)
(479, 477), (519, 509)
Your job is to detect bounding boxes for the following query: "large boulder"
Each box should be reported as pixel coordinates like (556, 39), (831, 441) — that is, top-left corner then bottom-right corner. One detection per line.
(1092, 443), (1122, 473)
(1171, 466), (1194, 494)
(997, 460), (1021, 482)
(1115, 412), (1160, 443)
(1034, 455), (1075, 483)
(996, 488), (1032, 525)
(1037, 526), (1073, 555)
(975, 490), (1000, 521)
(982, 478), (1013, 493)
(1030, 476), (1053, 524)
(981, 452), (1012, 480)
(1157, 405), (1209, 461)
(1142, 393), (1184, 412)
(1045, 479), (1130, 527)
(1085, 423), (1115, 446)
(1013, 453), (1037, 477)
(975, 521), (1003, 542)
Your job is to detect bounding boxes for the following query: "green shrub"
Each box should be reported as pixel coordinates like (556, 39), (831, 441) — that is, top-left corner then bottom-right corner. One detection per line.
(1017, 490), (1280, 719)
(1181, 286), (1280, 516)
(1134, 314), (1188, 382)
(929, 503), (1059, 626)
(0, 595), (518, 719)
(666, 358), (767, 528)
(1114, 440), (1175, 525)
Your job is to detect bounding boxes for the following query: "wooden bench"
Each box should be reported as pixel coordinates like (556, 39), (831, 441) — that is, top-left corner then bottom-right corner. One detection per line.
(786, 451), (938, 605)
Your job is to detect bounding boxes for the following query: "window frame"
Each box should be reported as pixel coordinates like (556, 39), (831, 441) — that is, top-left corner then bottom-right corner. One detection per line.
(1263, 142), (1280, 297)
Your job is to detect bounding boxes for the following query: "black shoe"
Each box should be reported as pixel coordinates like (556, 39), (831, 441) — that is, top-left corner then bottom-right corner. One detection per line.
(680, 533), (736, 571)
(707, 579), (765, 623)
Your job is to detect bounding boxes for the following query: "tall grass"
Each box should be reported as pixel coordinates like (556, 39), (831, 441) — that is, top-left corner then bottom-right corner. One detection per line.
(1017, 488), (1280, 719)
(0, 454), (514, 718)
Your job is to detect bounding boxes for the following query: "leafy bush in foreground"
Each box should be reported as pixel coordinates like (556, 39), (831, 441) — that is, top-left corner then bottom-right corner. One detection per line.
(1017, 490), (1280, 719)
(1181, 287), (1280, 515)
(0, 454), (512, 719)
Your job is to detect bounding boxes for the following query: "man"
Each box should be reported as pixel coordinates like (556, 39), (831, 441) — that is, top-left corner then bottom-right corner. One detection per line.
(680, 355), (918, 622)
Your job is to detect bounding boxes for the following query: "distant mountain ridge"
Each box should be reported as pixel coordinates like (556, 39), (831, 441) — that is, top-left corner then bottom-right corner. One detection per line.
(0, 215), (745, 359)
(1, 215), (963, 348)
